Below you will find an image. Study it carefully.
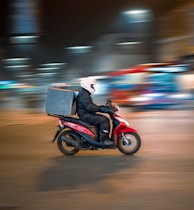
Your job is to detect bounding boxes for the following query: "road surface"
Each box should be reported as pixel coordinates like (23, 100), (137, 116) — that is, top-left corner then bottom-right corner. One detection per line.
(0, 108), (194, 210)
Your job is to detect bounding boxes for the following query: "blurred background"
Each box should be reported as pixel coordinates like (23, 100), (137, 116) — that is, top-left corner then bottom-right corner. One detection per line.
(0, 0), (194, 112)
(0, 2), (194, 209)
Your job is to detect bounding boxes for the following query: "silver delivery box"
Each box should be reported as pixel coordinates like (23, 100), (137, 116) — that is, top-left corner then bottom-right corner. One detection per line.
(45, 88), (77, 116)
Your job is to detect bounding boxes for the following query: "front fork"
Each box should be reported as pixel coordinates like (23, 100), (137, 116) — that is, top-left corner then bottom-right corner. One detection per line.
(121, 133), (129, 145)
(116, 127), (137, 145)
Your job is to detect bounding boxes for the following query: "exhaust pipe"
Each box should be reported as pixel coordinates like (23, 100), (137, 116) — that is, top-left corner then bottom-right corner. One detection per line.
(62, 136), (79, 148)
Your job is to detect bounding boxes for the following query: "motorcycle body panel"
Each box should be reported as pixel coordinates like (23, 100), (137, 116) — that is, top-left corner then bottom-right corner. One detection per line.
(61, 120), (96, 137)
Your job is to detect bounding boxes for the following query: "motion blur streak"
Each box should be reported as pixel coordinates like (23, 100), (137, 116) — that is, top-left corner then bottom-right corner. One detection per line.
(0, 1), (194, 209)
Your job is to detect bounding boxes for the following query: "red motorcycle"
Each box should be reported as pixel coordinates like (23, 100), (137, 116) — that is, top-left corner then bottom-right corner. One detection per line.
(49, 101), (141, 155)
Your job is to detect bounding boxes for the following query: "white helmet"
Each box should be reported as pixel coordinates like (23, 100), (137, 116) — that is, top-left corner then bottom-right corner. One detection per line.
(80, 77), (97, 94)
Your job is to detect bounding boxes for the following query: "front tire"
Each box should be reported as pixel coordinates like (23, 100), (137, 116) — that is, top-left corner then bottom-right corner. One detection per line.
(117, 132), (141, 155)
(57, 130), (80, 155)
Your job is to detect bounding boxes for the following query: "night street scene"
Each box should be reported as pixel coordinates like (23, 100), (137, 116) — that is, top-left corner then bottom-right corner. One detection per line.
(0, 0), (194, 209)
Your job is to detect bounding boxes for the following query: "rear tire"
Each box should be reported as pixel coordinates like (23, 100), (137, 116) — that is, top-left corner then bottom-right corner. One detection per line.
(117, 132), (141, 155)
(57, 130), (80, 155)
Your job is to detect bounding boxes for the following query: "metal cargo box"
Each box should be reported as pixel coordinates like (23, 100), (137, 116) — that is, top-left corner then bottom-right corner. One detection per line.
(45, 88), (77, 116)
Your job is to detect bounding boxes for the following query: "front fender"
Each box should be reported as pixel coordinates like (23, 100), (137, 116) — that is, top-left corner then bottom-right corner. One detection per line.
(113, 126), (137, 144)
(120, 127), (137, 134)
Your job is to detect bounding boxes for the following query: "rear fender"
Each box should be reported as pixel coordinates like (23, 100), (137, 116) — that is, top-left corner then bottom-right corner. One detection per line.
(120, 127), (137, 133)
(52, 126), (64, 143)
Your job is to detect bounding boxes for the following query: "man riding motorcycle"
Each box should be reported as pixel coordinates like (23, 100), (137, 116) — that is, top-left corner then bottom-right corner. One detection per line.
(76, 77), (115, 145)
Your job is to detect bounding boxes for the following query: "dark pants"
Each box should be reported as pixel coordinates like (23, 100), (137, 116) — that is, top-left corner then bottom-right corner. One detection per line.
(79, 113), (110, 134)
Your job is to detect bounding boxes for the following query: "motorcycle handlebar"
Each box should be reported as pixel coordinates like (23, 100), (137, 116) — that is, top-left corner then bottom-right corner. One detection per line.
(105, 100), (112, 106)
(105, 100), (119, 114)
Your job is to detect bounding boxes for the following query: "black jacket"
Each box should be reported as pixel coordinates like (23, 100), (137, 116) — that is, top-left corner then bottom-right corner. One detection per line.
(76, 87), (101, 118)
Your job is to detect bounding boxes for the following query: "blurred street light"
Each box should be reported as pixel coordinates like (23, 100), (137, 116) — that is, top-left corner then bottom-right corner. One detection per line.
(121, 9), (154, 62)
(65, 46), (93, 54)
(122, 9), (152, 23)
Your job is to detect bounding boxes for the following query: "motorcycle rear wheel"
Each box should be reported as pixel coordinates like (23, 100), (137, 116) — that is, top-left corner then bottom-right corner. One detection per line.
(57, 130), (80, 155)
(117, 132), (141, 155)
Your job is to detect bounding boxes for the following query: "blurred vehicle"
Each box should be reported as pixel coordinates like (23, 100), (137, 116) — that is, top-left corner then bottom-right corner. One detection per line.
(107, 63), (193, 110)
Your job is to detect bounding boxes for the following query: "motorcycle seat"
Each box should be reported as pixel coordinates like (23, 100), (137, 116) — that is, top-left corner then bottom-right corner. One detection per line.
(62, 116), (96, 129)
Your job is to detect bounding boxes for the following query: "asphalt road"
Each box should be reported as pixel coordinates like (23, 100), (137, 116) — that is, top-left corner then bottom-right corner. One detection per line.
(0, 108), (194, 210)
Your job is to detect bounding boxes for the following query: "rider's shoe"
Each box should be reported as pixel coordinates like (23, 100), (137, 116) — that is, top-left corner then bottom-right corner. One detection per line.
(103, 139), (114, 145)
(99, 131), (113, 145)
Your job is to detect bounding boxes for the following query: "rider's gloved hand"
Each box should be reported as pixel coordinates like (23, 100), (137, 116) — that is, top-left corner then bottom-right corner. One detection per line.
(100, 105), (115, 114)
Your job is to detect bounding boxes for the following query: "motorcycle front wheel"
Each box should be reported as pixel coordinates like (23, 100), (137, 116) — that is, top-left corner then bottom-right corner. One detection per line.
(117, 132), (141, 155)
(57, 130), (80, 155)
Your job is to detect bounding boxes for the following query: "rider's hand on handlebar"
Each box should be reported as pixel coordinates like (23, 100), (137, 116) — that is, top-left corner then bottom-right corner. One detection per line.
(100, 105), (116, 114)
(105, 100), (112, 106)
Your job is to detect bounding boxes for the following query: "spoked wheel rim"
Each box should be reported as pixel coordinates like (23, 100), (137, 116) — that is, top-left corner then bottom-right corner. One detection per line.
(60, 135), (77, 152)
(57, 130), (80, 155)
(117, 132), (141, 155)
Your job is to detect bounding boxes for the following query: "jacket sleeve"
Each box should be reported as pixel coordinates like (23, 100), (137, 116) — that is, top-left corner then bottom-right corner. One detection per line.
(79, 91), (101, 113)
